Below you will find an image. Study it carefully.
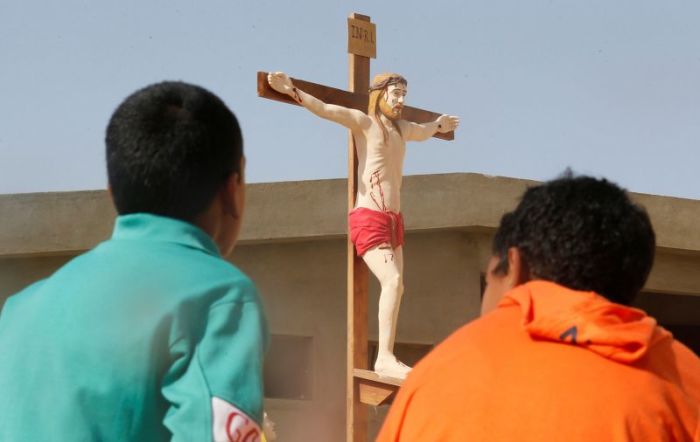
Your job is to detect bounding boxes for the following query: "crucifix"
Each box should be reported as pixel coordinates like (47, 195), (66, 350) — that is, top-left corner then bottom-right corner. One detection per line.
(257, 12), (458, 441)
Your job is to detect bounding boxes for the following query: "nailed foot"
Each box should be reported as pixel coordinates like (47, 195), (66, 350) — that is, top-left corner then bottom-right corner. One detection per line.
(374, 356), (412, 380)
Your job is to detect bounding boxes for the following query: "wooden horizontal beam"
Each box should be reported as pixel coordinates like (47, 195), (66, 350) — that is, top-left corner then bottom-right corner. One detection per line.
(257, 71), (454, 141)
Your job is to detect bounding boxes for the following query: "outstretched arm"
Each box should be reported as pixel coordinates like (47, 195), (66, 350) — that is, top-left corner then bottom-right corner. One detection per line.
(404, 114), (460, 142)
(268, 72), (370, 131)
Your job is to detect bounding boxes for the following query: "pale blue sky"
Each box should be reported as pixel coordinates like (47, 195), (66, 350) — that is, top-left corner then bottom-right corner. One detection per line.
(1, 1), (699, 199)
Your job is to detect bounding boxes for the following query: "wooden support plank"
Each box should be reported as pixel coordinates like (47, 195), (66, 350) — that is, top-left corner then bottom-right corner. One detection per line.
(354, 368), (404, 386)
(354, 369), (403, 406)
(359, 382), (397, 407)
(257, 71), (454, 141)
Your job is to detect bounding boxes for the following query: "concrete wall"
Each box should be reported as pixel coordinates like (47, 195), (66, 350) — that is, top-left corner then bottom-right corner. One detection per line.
(4, 173), (700, 256)
(2, 173), (699, 441)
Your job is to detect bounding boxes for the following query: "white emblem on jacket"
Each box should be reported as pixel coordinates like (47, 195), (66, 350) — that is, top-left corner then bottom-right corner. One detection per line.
(212, 397), (261, 442)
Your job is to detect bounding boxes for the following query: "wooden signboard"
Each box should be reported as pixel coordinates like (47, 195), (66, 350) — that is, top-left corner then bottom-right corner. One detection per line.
(347, 17), (376, 59)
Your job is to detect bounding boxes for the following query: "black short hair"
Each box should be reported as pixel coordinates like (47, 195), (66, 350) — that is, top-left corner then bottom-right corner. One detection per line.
(492, 171), (655, 305)
(106, 81), (242, 221)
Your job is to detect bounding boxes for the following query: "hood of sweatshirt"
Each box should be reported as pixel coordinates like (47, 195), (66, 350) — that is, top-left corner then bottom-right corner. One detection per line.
(498, 280), (671, 364)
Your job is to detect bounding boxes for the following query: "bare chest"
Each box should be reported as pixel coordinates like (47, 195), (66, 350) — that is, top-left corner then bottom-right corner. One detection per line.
(363, 120), (406, 167)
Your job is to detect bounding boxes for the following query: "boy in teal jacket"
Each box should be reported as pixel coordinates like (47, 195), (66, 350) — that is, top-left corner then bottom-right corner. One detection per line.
(0, 82), (268, 441)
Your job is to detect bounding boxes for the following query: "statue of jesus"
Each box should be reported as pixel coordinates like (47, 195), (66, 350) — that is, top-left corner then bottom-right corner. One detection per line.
(268, 71), (459, 379)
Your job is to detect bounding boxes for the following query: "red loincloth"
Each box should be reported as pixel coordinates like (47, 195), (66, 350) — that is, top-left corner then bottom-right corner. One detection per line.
(348, 208), (405, 256)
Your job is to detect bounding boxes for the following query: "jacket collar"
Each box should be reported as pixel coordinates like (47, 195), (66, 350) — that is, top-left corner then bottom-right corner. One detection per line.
(111, 213), (220, 257)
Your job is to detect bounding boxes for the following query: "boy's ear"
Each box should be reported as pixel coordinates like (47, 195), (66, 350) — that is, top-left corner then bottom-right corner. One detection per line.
(220, 172), (242, 220)
(107, 184), (115, 206)
(506, 247), (531, 287)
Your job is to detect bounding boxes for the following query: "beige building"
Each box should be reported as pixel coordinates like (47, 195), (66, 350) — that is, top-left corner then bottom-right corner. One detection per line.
(1, 173), (699, 441)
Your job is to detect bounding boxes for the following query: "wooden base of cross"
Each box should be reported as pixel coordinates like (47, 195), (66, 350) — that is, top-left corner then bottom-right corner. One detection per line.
(257, 12), (454, 442)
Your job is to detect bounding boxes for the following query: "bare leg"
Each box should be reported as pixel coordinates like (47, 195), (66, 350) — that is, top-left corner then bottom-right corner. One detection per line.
(362, 245), (410, 379)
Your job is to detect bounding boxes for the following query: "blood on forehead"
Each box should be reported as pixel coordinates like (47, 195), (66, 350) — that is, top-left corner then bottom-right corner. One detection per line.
(387, 84), (407, 96)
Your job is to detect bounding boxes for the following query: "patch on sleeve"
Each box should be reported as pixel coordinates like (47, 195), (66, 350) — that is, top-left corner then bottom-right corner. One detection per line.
(212, 396), (261, 442)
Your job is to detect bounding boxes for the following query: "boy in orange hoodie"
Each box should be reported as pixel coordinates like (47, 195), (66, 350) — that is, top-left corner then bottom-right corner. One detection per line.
(377, 173), (700, 441)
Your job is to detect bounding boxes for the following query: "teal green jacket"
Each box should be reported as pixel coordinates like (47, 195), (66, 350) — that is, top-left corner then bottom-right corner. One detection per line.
(0, 214), (268, 441)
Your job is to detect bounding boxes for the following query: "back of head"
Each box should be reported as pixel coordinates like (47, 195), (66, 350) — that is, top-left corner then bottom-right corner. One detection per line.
(492, 172), (656, 305)
(106, 81), (243, 222)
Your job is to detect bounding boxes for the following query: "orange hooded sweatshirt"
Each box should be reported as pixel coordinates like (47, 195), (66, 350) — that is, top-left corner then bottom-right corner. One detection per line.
(377, 281), (700, 441)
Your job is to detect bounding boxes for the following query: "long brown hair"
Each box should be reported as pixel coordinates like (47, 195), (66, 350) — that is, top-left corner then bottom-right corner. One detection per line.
(368, 73), (407, 143)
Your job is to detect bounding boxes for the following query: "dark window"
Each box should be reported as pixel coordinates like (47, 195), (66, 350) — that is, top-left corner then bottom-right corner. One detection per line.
(634, 292), (700, 356)
(264, 334), (313, 400)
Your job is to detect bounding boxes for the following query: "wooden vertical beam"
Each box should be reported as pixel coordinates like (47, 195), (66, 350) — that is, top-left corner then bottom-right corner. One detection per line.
(347, 12), (371, 442)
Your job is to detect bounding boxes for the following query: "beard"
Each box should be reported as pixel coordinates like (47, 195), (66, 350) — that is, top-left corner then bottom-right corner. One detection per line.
(379, 97), (402, 120)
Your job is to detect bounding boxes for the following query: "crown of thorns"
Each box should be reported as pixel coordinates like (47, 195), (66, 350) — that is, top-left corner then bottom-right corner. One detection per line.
(368, 76), (407, 93)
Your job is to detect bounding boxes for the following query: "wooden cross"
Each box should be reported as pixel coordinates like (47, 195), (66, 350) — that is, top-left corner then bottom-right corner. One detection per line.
(257, 13), (454, 442)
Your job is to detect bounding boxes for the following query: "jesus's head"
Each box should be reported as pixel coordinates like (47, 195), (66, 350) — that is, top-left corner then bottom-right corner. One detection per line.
(368, 73), (407, 120)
